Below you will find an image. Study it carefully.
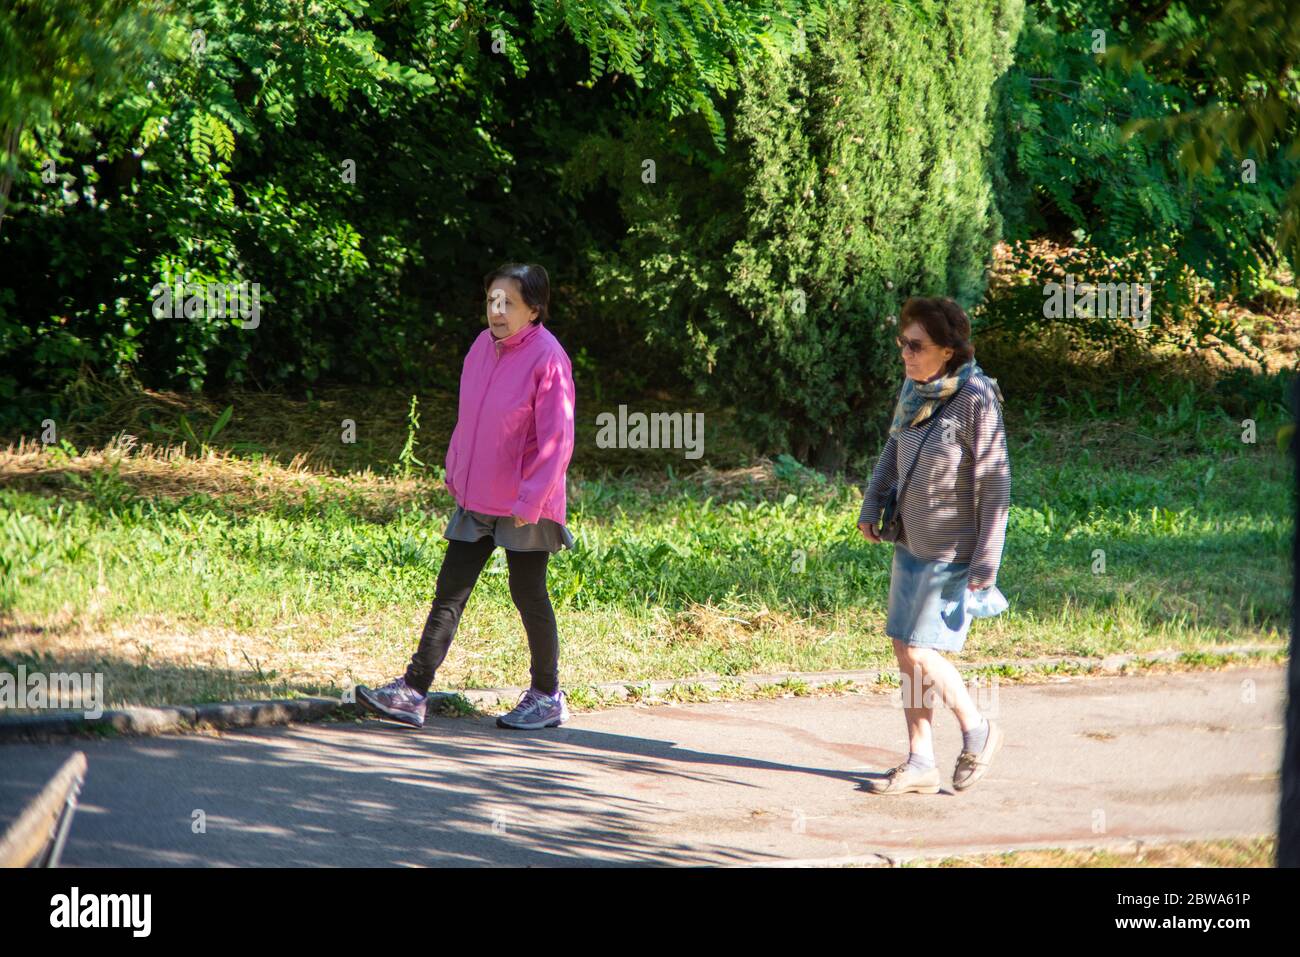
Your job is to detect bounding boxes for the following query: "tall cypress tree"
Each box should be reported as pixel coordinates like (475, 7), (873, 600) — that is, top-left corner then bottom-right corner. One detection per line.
(588, 0), (1024, 470)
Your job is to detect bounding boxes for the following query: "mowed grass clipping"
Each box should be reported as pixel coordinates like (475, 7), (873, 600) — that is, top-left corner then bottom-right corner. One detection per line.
(0, 338), (1292, 711)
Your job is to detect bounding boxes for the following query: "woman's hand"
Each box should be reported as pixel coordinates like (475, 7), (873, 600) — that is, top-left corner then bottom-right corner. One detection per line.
(858, 521), (882, 543)
(512, 513), (530, 528)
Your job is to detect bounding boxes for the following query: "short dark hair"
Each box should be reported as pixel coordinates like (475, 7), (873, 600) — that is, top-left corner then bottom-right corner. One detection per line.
(900, 296), (974, 374)
(483, 262), (550, 325)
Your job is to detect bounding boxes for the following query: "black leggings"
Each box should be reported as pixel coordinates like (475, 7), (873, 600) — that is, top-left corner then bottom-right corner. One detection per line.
(404, 536), (559, 697)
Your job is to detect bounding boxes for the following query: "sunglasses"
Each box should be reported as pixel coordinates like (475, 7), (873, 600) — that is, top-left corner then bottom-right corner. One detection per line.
(895, 334), (933, 355)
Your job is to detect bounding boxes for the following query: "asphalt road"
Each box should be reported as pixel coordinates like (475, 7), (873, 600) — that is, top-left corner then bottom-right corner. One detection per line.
(0, 667), (1283, 866)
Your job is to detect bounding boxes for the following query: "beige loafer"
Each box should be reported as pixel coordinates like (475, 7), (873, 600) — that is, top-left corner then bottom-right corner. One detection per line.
(953, 719), (1003, 791)
(869, 761), (941, 795)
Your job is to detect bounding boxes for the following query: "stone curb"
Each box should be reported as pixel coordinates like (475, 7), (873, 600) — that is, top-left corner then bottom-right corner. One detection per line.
(0, 644), (1283, 743)
(0, 697), (345, 744)
(452, 643), (1285, 708)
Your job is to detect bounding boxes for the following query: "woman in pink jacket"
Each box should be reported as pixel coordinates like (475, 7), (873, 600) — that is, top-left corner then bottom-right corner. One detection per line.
(357, 263), (577, 731)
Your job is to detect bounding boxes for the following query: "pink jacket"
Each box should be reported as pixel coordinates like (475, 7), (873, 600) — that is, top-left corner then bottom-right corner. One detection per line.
(444, 322), (576, 525)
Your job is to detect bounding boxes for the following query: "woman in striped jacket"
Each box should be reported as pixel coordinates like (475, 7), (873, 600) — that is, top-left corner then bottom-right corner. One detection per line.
(857, 296), (1011, 796)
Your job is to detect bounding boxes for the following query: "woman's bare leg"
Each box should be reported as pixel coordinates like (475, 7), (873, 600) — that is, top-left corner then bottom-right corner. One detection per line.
(891, 639), (936, 757)
(911, 645), (982, 732)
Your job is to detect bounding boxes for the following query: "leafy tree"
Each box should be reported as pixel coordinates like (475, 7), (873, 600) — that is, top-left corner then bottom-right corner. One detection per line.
(988, 0), (1299, 357)
(0, 0), (815, 417)
(1118, 0), (1300, 273)
(0, 0), (167, 233)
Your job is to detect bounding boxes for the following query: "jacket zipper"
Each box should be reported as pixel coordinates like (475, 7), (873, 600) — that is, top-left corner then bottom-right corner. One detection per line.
(458, 338), (504, 503)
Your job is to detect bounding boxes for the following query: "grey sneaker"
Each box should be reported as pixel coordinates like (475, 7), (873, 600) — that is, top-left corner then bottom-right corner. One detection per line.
(496, 688), (569, 730)
(356, 676), (427, 728)
(868, 761), (942, 795)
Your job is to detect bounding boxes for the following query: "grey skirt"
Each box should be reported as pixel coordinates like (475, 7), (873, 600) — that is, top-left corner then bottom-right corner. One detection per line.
(443, 505), (574, 554)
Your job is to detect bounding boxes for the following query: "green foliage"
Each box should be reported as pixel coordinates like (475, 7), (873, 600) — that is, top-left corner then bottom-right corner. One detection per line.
(394, 393), (424, 477)
(539, 0), (817, 151)
(0, 0), (169, 226)
(576, 0), (1024, 469)
(991, 0), (1300, 345)
(0, 0), (821, 426)
(148, 402), (233, 452)
(1116, 0), (1300, 271)
(2, 0), (1294, 455)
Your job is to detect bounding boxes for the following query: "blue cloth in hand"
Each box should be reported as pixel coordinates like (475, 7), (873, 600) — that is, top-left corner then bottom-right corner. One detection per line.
(966, 585), (1008, 619)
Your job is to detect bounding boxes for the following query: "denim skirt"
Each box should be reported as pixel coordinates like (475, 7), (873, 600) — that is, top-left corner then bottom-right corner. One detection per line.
(885, 543), (972, 652)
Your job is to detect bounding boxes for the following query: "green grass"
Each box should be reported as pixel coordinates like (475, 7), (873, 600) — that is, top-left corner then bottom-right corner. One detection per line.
(0, 348), (1292, 711)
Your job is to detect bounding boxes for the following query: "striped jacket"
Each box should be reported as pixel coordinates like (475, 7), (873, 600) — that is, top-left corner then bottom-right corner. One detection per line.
(858, 373), (1010, 588)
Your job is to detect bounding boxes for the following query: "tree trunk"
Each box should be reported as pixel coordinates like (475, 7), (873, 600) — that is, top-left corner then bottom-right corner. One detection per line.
(1281, 376), (1300, 865)
(0, 122), (23, 237)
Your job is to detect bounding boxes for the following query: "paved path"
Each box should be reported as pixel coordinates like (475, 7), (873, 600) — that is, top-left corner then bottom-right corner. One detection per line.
(0, 667), (1283, 866)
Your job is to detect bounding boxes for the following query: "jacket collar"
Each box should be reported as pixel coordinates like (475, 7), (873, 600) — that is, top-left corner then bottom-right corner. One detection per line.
(490, 321), (543, 355)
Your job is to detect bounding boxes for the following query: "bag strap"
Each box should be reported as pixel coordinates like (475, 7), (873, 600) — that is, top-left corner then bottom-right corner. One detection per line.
(895, 380), (968, 506)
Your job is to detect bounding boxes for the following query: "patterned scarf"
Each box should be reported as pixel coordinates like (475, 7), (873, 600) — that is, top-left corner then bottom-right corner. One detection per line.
(887, 358), (1003, 438)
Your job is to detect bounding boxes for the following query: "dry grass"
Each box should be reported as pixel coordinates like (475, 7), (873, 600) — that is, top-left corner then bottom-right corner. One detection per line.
(1, 585), (1283, 716)
(907, 835), (1276, 868)
(6, 373), (759, 482)
(0, 609), (357, 708)
(0, 433), (434, 521)
(979, 238), (1300, 377)
(664, 602), (793, 646)
(41, 375), (462, 475)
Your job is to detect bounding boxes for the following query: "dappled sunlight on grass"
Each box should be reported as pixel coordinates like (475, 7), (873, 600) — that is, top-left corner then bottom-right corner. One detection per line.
(1, 330), (1291, 710)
